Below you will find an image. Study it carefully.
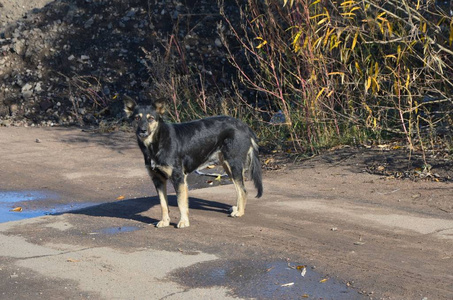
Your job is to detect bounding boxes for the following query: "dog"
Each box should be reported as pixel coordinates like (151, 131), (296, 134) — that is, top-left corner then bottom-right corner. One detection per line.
(124, 96), (263, 228)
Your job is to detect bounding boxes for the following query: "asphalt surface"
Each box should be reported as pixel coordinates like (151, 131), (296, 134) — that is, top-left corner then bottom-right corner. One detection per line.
(0, 127), (452, 300)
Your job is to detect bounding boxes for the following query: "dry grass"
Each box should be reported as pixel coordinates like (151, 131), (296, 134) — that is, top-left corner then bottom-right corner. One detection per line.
(217, 0), (452, 155)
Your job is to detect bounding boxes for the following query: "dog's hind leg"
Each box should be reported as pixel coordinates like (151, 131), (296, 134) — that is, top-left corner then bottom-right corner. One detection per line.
(223, 160), (247, 217)
(172, 172), (190, 228)
(148, 167), (170, 228)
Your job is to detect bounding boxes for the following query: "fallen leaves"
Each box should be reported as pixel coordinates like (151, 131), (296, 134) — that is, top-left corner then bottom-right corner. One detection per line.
(10, 207), (23, 212)
(354, 241), (366, 246)
(300, 266), (307, 277)
(116, 195), (125, 201)
(288, 263), (307, 277)
(281, 282), (294, 287)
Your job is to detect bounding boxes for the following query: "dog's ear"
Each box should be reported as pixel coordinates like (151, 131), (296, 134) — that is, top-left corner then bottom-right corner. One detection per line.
(123, 95), (137, 118)
(153, 98), (166, 116)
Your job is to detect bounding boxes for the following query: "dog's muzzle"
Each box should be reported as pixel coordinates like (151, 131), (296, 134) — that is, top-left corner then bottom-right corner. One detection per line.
(137, 129), (149, 139)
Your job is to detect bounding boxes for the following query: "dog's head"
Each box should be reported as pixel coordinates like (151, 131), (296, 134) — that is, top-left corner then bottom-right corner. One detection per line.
(123, 95), (166, 142)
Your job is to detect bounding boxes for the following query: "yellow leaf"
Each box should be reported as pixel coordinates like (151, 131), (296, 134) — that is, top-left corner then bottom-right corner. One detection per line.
(340, 0), (356, 6)
(116, 195), (125, 201)
(324, 7), (331, 21)
(365, 77), (372, 92)
(316, 87), (326, 101)
(363, 102), (372, 114)
(215, 175), (222, 182)
(310, 13), (327, 20)
(378, 21), (384, 34)
(449, 23), (453, 46)
(302, 294), (309, 298)
(10, 207), (23, 212)
(397, 45), (402, 62)
(310, 0), (321, 6)
(255, 37), (268, 49)
(324, 28), (335, 46)
(341, 12), (356, 17)
(355, 61), (362, 76)
(405, 72), (410, 89)
(328, 72), (344, 76)
(313, 36), (323, 48)
(351, 31), (359, 50)
(372, 77), (380, 92)
(292, 30), (303, 52)
(320, 278), (329, 283)
(296, 265), (307, 270)
(387, 21), (393, 36)
(317, 17), (328, 25)
(377, 12), (386, 19)
(256, 40), (268, 49)
(66, 258), (80, 263)
(206, 165), (216, 169)
(303, 36), (310, 49)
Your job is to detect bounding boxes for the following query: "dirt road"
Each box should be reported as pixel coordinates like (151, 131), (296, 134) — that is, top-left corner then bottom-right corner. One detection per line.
(0, 127), (452, 299)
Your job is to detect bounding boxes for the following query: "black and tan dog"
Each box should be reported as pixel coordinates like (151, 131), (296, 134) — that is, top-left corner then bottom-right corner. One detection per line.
(124, 96), (263, 228)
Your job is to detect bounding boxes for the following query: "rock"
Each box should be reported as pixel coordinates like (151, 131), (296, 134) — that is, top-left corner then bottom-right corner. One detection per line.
(21, 83), (33, 92)
(39, 100), (53, 111)
(11, 39), (25, 55)
(34, 82), (42, 93)
(84, 17), (94, 29)
(9, 104), (18, 115)
(0, 119), (11, 127)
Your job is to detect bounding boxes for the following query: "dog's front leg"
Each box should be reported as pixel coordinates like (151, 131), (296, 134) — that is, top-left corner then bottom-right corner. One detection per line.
(148, 168), (170, 228)
(172, 173), (190, 228)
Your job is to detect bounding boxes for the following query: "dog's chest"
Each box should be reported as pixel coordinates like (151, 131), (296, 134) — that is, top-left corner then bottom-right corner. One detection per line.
(149, 159), (173, 178)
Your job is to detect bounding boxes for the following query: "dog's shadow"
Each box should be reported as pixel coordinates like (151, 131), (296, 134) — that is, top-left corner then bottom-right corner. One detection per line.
(65, 195), (232, 225)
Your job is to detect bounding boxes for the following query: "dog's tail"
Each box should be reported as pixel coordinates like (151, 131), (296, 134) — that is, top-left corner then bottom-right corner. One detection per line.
(249, 137), (263, 198)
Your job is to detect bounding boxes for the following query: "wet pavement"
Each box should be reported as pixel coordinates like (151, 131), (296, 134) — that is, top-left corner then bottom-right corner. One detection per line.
(0, 166), (228, 224)
(0, 188), (366, 300)
(0, 190), (95, 223)
(171, 259), (364, 299)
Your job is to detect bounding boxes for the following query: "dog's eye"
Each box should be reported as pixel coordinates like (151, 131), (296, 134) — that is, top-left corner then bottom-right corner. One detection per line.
(147, 115), (155, 121)
(135, 115), (141, 121)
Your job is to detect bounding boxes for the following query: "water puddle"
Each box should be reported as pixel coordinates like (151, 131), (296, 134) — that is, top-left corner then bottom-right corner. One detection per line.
(171, 260), (365, 299)
(0, 190), (94, 223)
(93, 226), (141, 235)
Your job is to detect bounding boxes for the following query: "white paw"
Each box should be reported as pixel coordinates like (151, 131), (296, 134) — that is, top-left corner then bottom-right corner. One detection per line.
(229, 206), (244, 217)
(155, 219), (170, 228)
(177, 219), (190, 228)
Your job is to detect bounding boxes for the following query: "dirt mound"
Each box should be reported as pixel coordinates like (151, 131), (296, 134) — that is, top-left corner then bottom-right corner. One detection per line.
(0, 0), (234, 127)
